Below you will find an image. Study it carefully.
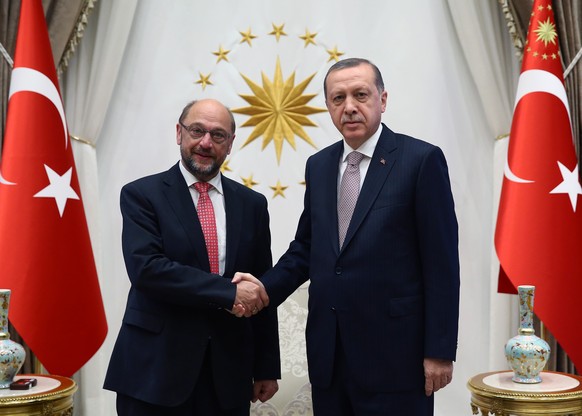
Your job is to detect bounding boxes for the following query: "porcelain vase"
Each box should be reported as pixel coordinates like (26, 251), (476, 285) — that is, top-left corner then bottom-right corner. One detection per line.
(504, 285), (550, 383)
(0, 289), (26, 388)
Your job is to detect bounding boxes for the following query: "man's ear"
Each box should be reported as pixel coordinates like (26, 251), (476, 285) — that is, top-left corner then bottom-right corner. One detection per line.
(176, 124), (182, 145)
(227, 134), (235, 155)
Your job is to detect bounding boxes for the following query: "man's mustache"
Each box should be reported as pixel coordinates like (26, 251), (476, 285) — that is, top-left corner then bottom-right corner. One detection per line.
(341, 116), (363, 124)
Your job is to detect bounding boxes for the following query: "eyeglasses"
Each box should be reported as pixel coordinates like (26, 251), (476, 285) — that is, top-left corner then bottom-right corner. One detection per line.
(179, 122), (231, 144)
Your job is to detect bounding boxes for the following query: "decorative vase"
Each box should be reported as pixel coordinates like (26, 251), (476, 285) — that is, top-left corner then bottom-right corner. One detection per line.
(504, 285), (550, 383)
(0, 289), (26, 388)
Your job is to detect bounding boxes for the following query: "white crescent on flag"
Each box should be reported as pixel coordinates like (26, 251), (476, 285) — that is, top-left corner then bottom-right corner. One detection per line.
(504, 69), (572, 184)
(0, 171), (15, 185)
(8, 67), (68, 147)
(0, 67), (69, 186)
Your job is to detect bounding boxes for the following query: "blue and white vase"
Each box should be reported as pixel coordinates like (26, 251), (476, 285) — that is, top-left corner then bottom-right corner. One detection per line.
(504, 285), (550, 383)
(0, 289), (26, 388)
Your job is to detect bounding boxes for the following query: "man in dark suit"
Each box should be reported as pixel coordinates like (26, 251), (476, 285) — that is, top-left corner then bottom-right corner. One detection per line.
(104, 99), (280, 415)
(236, 58), (460, 415)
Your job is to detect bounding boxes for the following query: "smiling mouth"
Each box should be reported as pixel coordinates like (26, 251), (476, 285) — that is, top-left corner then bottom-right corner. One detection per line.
(195, 151), (213, 159)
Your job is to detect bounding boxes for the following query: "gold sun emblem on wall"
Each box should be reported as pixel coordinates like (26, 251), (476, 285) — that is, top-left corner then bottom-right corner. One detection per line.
(232, 57), (327, 164)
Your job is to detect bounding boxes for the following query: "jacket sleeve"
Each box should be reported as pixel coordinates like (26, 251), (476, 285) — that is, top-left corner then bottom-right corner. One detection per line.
(415, 146), (460, 361)
(120, 180), (236, 310)
(250, 195), (281, 380)
(261, 159), (312, 307)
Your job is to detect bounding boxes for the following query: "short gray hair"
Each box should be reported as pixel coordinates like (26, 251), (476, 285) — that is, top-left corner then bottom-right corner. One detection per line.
(323, 58), (385, 98)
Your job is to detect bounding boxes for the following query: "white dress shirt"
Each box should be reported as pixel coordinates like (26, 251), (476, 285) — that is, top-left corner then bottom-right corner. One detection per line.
(179, 162), (227, 275)
(337, 124), (383, 200)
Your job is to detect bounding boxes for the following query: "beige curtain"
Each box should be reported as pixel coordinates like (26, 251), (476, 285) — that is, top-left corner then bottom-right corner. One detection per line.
(0, 0), (88, 150)
(503, 0), (581, 375)
(0, 0), (94, 373)
(0, 1), (19, 152)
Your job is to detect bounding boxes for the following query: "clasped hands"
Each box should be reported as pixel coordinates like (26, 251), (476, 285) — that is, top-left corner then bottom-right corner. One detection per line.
(230, 272), (268, 318)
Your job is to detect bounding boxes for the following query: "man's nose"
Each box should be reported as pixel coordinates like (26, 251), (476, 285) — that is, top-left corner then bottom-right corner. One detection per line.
(344, 96), (357, 113)
(198, 132), (214, 147)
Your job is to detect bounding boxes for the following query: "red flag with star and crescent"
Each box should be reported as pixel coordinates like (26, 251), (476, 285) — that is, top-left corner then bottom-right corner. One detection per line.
(495, 0), (582, 370)
(0, 0), (107, 376)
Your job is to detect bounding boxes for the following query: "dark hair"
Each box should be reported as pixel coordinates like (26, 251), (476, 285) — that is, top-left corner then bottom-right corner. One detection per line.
(323, 58), (385, 98)
(179, 100), (236, 135)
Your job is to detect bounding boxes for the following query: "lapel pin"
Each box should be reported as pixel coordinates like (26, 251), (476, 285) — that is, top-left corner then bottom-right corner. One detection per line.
(380, 158), (386, 165)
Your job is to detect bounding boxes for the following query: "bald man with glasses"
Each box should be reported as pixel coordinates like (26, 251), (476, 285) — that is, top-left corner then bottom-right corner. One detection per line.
(104, 99), (281, 416)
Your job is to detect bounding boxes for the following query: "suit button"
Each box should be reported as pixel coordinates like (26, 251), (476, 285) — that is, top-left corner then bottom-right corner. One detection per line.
(335, 267), (342, 275)
(331, 307), (336, 311)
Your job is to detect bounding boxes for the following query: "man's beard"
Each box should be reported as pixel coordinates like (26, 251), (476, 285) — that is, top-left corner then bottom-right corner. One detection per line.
(182, 149), (221, 181)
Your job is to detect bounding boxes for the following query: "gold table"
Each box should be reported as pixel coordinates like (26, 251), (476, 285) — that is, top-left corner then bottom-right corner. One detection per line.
(468, 371), (582, 415)
(0, 375), (76, 415)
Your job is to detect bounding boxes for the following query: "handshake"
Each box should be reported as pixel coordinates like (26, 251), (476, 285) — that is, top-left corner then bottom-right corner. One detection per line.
(230, 272), (269, 318)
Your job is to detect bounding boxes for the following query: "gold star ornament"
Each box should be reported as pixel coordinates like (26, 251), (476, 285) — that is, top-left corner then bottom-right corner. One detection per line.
(269, 23), (287, 42)
(195, 72), (213, 90)
(212, 45), (231, 63)
(299, 29), (317, 47)
(220, 159), (232, 173)
(270, 180), (288, 198)
(232, 57), (327, 163)
(241, 174), (259, 189)
(327, 46), (345, 62)
(239, 28), (257, 46)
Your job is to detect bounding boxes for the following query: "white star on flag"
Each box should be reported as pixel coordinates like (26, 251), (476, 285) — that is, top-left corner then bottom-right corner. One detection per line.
(34, 164), (80, 217)
(550, 161), (582, 212)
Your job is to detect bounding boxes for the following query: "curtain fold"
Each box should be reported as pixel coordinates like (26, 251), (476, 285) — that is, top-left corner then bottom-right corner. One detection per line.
(545, 0), (580, 375)
(445, 0), (520, 372)
(43, 0), (86, 72)
(60, 1), (139, 414)
(0, 0), (20, 152)
(554, 2), (582, 158)
(1, 0), (87, 150)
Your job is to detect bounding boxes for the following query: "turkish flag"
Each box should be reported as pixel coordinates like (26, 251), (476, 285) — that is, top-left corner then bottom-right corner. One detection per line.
(0, 0), (107, 377)
(495, 0), (582, 370)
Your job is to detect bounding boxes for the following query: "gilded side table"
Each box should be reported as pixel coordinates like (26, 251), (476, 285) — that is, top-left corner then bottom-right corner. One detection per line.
(468, 371), (582, 415)
(0, 375), (76, 415)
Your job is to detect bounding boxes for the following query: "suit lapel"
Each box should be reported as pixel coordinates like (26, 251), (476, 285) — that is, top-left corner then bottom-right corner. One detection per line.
(162, 163), (210, 271)
(321, 143), (343, 255)
(222, 176), (242, 277)
(341, 125), (398, 251)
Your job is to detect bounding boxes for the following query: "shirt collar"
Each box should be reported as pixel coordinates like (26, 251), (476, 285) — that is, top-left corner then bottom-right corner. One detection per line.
(341, 124), (383, 162)
(178, 161), (224, 195)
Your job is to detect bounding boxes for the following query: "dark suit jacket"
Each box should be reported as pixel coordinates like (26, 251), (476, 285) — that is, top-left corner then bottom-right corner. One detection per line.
(262, 124), (459, 393)
(104, 163), (280, 408)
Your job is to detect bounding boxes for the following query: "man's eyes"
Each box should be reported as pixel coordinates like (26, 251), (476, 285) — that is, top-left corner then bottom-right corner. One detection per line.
(330, 91), (369, 104)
